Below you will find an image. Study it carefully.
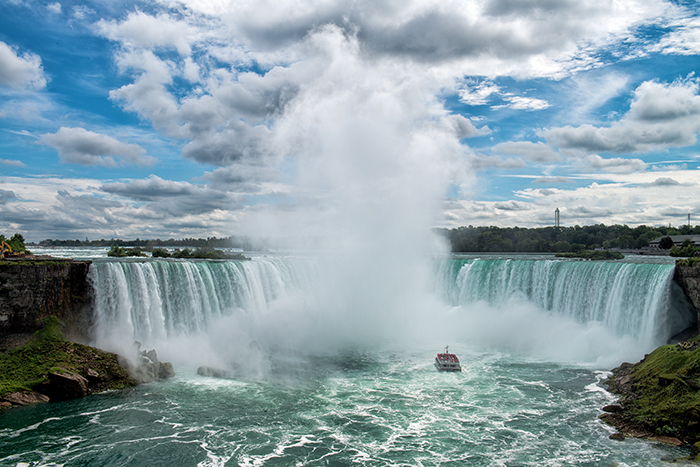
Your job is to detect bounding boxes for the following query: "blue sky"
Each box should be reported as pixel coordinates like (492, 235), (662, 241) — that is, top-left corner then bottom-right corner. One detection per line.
(1, 0), (699, 243)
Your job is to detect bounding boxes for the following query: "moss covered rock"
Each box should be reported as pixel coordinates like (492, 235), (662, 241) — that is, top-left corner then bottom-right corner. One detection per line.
(0, 317), (137, 408)
(603, 339), (700, 446)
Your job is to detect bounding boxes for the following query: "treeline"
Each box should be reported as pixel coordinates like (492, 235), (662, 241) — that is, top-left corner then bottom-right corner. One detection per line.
(439, 224), (700, 253)
(35, 236), (258, 250)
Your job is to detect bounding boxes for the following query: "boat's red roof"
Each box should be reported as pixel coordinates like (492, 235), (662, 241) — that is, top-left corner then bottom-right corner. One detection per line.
(436, 353), (459, 362)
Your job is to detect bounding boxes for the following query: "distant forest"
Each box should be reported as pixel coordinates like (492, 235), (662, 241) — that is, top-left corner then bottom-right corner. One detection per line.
(438, 224), (700, 253)
(31, 223), (700, 254)
(34, 236), (258, 250)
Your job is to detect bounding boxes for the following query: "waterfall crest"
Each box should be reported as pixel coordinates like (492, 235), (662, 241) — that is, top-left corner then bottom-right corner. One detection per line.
(435, 258), (695, 344)
(89, 258), (317, 347)
(89, 257), (696, 354)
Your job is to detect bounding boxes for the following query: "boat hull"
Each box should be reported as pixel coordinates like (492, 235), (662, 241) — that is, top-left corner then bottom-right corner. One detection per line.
(434, 357), (461, 372)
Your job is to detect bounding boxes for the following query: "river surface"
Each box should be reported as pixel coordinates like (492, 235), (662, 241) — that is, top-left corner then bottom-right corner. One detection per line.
(1, 249), (692, 466)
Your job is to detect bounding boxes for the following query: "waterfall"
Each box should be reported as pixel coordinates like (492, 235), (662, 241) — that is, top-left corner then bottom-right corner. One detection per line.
(88, 257), (317, 348)
(88, 256), (696, 356)
(434, 258), (696, 345)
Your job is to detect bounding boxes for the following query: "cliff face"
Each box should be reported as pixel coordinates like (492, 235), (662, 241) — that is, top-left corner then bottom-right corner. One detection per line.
(0, 260), (92, 340)
(675, 264), (700, 328)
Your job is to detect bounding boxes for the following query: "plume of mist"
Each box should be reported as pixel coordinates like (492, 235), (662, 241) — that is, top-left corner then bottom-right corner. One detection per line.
(236, 26), (468, 351)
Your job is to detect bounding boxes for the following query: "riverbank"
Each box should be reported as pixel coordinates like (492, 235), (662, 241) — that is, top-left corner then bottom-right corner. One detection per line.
(0, 317), (137, 409)
(602, 338), (700, 458)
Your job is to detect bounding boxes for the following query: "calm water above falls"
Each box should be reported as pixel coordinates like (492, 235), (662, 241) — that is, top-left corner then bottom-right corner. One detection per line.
(1, 253), (695, 466)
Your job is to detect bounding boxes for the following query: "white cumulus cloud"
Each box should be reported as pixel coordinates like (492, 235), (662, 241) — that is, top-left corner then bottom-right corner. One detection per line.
(542, 77), (700, 155)
(0, 41), (47, 90)
(40, 127), (157, 167)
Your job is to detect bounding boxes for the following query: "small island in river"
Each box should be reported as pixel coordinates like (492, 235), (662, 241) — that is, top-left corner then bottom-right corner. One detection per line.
(555, 250), (624, 260)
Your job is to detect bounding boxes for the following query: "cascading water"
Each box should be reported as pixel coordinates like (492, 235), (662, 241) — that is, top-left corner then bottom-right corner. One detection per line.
(434, 258), (696, 347)
(88, 257), (318, 358)
(88, 255), (695, 361)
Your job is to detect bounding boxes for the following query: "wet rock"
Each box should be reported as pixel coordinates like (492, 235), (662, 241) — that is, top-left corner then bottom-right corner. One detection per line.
(46, 369), (89, 400)
(144, 349), (157, 363)
(3, 391), (50, 406)
(119, 347), (174, 383)
(603, 404), (624, 413)
(159, 362), (175, 379)
(609, 432), (625, 441)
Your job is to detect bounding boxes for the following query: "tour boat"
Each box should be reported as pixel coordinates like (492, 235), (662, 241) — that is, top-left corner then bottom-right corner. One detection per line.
(434, 346), (461, 372)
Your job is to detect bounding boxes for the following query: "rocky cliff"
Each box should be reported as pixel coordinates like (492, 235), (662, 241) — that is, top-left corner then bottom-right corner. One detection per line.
(0, 258), (92, 340)
(675, 263), (700, 320)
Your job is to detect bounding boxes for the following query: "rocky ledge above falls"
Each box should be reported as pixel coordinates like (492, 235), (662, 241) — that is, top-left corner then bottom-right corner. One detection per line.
(675, 262), (700, 322)
(0, 257), (92, 340)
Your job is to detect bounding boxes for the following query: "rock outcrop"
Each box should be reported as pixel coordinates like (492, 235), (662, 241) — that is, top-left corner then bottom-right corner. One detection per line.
(0, 258), (92, 339)
(602, 341), (700, 456)
(675, 263), (700, 328)
(117, 343), (176, 383)
(45, 369), (89, 400)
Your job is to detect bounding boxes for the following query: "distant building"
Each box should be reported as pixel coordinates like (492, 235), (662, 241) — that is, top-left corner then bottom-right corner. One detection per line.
(555, 208), (560, 228)
(648, 235), (700, 249)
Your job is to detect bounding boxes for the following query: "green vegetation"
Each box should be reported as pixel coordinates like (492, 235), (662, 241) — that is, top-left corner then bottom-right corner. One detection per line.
(109, 245), (249, 260)
(151, 247), (170, 258)
(0, 317), (135, 397)
(555, 250), (624, 260)
(37, 235), (259, 250)
(0, 233), (30, 256)
(621, 342), (700, 441)
(671, 246), (699, 257)
(677, 257), (700, 267)
(440, 223), (700, 253)
(670, 239), (699, 258)
(153, 247), (250, 260)
(107, 245), (148, 257)
(659, 236), (675, 250)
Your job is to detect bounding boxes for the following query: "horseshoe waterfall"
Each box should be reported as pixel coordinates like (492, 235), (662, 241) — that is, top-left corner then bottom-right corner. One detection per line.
(2, 254), (696, 466)
(89, 257), (695, 359)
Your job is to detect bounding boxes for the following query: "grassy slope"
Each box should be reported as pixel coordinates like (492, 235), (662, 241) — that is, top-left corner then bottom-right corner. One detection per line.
(605, 340), (700, 447)
(631, 344), (700, 435)
(0, 317), (136, 397)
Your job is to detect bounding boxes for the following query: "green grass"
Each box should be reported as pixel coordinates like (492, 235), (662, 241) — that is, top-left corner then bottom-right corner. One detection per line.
(0, 316), (135, 397)
(625, 343), (700, 438)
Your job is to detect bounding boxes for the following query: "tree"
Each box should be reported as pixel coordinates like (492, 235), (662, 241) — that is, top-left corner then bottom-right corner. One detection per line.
(659, 236), (674, 250)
